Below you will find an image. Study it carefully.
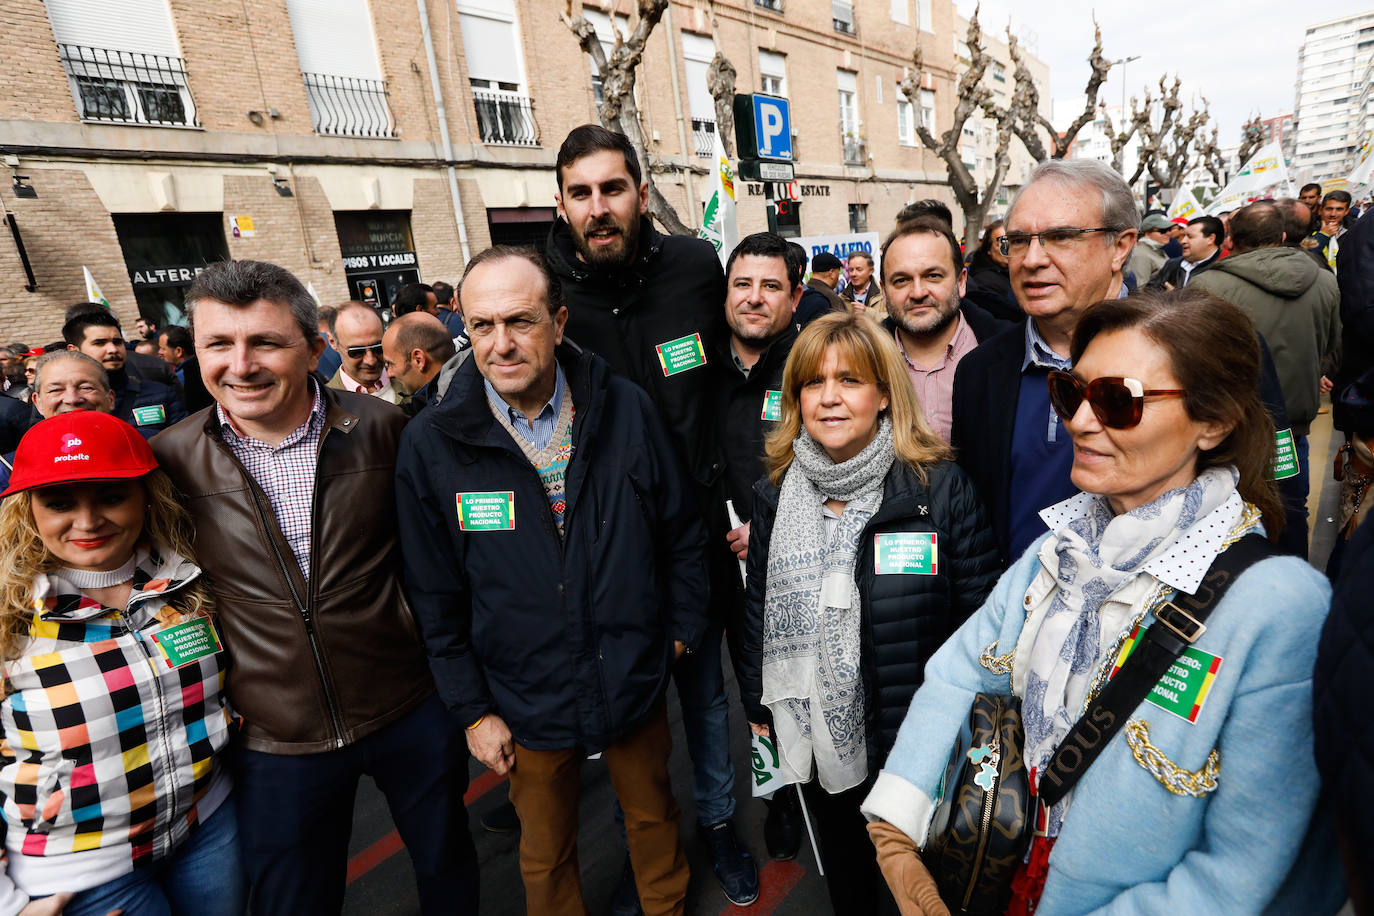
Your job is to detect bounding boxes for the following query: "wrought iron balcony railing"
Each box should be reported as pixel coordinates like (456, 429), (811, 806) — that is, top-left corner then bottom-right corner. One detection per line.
(843, 133), (867, 166)
(302, 72), (398, 139)
(692, 117), (716, 157)
(473, 88), (539, 147)
(58, 43), (198, 126)
(755, 0), (783, 10)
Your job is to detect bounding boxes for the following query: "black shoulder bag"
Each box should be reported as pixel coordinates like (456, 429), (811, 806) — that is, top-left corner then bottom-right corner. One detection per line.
(924, 532), (1277, 915)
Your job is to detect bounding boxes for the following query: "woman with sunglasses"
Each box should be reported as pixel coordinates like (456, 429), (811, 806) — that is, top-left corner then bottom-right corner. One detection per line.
(0, 411), (244, 916)
(739, 311), (1000, 914)
(862, 288), (1343, 915)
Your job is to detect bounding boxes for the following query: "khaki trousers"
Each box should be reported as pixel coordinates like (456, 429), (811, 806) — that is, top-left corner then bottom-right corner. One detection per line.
(506, 705), (688, 916)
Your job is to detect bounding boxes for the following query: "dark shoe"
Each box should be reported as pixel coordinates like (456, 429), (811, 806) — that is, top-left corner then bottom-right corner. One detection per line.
(480, 799), (520, 834)
(701, 819), (758, 906)
(763, 787), (802, 861)
(608, 854), (643, 916)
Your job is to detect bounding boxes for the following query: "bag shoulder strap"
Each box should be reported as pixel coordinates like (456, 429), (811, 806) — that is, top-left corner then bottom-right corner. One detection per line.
(1038, 532), (1277, 806)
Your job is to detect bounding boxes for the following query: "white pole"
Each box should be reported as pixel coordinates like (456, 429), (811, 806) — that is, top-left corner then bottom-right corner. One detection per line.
(795, 784), (824, 876)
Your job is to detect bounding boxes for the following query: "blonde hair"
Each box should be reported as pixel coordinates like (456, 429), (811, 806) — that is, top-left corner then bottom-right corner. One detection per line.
(764, 311), (950, 485)
(0, 470), (211, 663)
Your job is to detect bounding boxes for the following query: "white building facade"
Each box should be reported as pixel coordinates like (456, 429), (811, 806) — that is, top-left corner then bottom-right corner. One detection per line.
(1293, 12), (1374, 184)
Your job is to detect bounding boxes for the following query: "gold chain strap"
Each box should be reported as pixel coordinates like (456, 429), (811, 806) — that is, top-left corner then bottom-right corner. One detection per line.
(1124, 719), (1220, 797)
(979, 640), (1014, 675)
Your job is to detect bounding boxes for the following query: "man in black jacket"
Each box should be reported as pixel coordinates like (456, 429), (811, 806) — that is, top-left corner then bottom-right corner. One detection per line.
(1147, 215), (1222, 289)
(709, 233), (803, 861)
(63, 310), (186, 439)
(396, 247), (705, 916)
(545, 125), (755, 907)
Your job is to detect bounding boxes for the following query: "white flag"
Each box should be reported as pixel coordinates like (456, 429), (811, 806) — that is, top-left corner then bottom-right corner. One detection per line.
(1167, 187), (1202, 221)
(1347, 152), (1374, 203)
(1205, 142), (1294, 215)
(697, 131), (739, 269)
(83, 267), (110, 309)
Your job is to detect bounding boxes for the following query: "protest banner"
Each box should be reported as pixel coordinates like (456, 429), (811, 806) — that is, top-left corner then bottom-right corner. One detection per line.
(698, 132), (738, 269)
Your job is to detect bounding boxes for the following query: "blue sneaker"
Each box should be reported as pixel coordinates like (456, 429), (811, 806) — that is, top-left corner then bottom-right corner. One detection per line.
(701, 819), (758, 906)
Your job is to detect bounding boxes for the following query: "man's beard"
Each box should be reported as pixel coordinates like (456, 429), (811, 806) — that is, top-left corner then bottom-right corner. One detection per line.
(573, 214), (640, 268)
(893, 292), (960, 340)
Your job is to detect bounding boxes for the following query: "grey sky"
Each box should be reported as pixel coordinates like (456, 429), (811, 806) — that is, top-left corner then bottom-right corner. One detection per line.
(955, 1), (1374, 147)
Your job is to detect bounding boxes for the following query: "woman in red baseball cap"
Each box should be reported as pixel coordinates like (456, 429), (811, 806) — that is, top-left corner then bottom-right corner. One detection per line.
(0, 411), (244, 916)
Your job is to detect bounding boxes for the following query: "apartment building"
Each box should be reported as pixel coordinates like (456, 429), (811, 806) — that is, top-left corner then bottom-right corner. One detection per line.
(1293, 11), (1374, 185)
(0, 0), (999, 339)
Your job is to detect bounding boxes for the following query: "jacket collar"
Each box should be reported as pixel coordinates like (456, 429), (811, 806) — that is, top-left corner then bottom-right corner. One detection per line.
(201, 379), (360, 441)
(711, 324), (798, 379)
(426, 339), (601, 451)
(546, 216), (665, 284)
(34, 545), (202, 622)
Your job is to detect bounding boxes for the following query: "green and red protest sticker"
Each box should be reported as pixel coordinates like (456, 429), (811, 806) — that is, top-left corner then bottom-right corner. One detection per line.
(457, 491), (515, 531)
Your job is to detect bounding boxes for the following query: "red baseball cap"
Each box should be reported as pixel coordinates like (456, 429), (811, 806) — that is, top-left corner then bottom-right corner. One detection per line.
(1170, 217), (1189, 226)
(2, 411), (158, 498)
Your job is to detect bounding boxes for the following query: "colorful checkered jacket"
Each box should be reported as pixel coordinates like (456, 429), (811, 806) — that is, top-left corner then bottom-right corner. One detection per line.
(0, 548), (233, 908)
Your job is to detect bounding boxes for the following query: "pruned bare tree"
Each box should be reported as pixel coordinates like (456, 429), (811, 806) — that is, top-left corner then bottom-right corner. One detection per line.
(1099, 95), (1152, 175)
(1004, 20), (1111, 161)
(561, 0), (691, 235)
(1237, 116), (1265, 165)
(902, 5), (1014, 242)
(1195, 124), (1226, 187)
(1136, 82), (1213, 190)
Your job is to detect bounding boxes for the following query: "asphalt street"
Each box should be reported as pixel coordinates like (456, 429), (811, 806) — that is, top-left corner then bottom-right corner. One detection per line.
(342, 400), (1350, 916)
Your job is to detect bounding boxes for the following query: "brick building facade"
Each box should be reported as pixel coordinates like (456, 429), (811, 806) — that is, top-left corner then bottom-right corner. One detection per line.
(0, 0), (1042, 341)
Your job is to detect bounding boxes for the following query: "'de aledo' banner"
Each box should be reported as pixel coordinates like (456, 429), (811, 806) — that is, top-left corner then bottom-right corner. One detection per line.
(1205, 142), (1294, 215)
(794, 231), (881, 285)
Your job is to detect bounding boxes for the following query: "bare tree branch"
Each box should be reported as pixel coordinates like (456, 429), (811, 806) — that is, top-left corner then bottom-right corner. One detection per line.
(1005, 18), (1109, 161)
(561, 0), (692, 235)
(1099, 94), (1152, 174)
(900, 4), (1013, 240)
(1237, 116), (1264, 165)
(707, 52), (736, 159)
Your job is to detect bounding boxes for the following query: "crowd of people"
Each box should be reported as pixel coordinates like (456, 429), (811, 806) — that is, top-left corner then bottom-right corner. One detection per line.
(0, 121), (1368, 916)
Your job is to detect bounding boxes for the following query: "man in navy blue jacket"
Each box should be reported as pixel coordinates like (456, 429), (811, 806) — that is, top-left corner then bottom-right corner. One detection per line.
(395, 246), (707, 916)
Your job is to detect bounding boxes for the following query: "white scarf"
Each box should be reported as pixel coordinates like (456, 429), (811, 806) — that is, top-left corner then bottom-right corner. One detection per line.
(762, 417), (895, 793)
(1023, 466), (1240, 836)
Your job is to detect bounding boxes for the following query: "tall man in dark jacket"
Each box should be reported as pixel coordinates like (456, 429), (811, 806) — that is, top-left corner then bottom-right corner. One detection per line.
(396, 247), (706, 916)
(952, 158), (1139, 564)
(153, 260), (477, 916)
(544, 124), (755, 905)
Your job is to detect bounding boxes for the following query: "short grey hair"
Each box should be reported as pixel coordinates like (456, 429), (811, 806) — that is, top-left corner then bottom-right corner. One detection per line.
(184, 260), (318, 345)
(1009, 159), (1140, 237)
(32, 350), (111, 392)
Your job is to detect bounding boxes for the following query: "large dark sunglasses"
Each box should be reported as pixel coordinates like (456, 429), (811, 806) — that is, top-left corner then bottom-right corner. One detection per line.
(345, 343), (384, 359)
(1047, 370), (1184, 429)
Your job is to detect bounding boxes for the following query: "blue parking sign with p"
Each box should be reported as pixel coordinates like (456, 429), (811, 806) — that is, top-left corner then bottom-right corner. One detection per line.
(752, 95), (792, 161)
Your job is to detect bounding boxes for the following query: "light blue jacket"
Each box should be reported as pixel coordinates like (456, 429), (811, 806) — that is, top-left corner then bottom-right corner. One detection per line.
(863, 535), (1346, 915)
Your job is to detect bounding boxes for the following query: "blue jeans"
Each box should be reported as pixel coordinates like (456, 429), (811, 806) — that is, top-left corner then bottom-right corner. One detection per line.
(674, 622), (736, 824)
(234, 694), (478, 916)
(62, 799), (246, 916)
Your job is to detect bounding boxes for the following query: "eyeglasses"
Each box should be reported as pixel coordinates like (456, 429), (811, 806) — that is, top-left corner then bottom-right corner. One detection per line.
(345, 343), (384, 359)
(1047, 370), (1184, 429)
(999, 227), (1119, 257)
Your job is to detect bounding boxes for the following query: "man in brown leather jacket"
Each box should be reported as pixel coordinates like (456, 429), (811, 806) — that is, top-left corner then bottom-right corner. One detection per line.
(152, 259), (478, 916)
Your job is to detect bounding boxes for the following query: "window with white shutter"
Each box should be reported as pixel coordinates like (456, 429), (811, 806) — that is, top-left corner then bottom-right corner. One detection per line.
(682, 33), (717, 157)
(759, 50), (787, 97)
(286, 0), (395, 138)
(458, 0), (537, 146)
(44, 0), (197, 126)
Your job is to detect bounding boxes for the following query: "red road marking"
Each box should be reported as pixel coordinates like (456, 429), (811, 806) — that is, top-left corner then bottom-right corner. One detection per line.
(346, 769), (509, 885)
(720, 859), (806, 916)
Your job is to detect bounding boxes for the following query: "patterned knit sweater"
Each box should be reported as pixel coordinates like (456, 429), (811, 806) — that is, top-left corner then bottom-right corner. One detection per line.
(489, 390), (575, 536)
